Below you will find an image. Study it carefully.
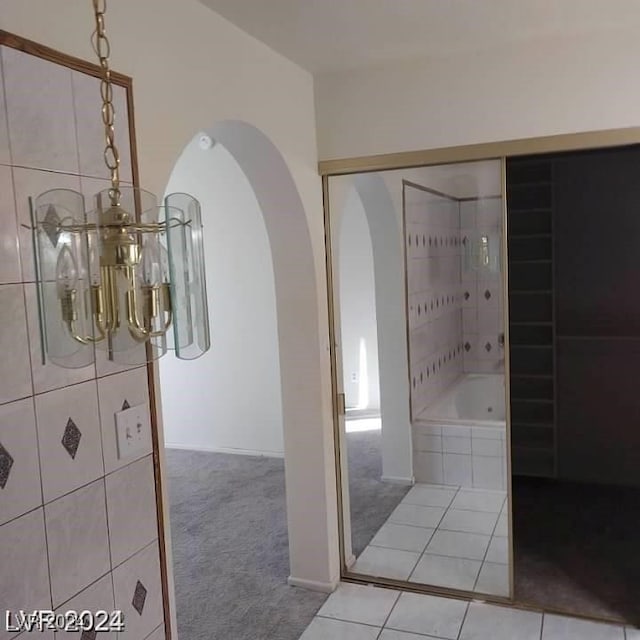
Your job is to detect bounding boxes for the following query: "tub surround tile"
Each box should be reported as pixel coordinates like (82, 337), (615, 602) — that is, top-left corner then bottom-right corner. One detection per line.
(0, 509), (51, 640)
(472, 455), (503, 491)
(54, 574), (116, 639)
(0, 398), (41, 526)
(24, 284), (95, 395)
(317, 582), (399, 627)
(443, 435), (472, 454)
(35, 380), (103, 503)
(106, 455), (158, 567)
(45, 479), (110, 607)
(413, 451), (444, 484)
(112, 542), (163, 640)
(3, 47), (79, 174)
(72, 73), (132, 183)
(443, 453), (472, 486)
(0, 52), (10, 165)
(11, 167), (82, 283)
(0, 166), (21, 284)
(143, 625), (165, 640)
(0, 285), (32, 405)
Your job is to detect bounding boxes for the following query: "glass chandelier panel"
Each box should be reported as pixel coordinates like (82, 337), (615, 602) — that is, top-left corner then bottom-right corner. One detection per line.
(28, 0), (210, 368)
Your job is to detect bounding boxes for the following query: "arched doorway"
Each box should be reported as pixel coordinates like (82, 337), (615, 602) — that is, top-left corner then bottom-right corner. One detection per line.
(159, 121), (338, 637)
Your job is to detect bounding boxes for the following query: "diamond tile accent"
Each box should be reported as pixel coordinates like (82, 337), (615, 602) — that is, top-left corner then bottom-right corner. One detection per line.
(132, 580), (147, 615)
(42, 205), (62, 247)
(81, 630), (97, 640)
(485, 342), (492, 352)
(464, 291), (470, 301)
(61, 418), (82, 460)
(0, 442), (14, 489)
(122, 399), (131, 411)
(464, 342), (471, 352)
(484, 289), (491, 300)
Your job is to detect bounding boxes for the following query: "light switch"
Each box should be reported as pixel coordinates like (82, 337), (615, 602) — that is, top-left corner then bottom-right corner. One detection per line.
(115, 403), (149, 460)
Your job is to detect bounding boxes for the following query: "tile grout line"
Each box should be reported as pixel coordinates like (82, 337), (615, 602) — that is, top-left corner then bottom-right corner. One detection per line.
(471, 495), (503, 593)
(373, 589), (402, 640)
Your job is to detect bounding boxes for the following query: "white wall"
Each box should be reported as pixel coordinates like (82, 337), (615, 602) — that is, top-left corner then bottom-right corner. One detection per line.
(160, 138), (283, 456)
(316, 30), (640, 160)
(0, 0), (339, 630)
(338, 188), (380, 410)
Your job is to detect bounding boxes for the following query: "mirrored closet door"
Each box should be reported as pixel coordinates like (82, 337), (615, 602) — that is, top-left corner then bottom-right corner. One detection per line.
(327, 158), (512, 599)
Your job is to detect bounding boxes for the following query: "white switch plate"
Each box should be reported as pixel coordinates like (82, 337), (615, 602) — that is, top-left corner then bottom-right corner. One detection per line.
(115, 403), (149, 460)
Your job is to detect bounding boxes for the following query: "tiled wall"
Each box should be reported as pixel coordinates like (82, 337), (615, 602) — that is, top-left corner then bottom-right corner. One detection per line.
(405, 186), (464, 419)
(0, 45), (165, 639)
(460, 198), (504, 373)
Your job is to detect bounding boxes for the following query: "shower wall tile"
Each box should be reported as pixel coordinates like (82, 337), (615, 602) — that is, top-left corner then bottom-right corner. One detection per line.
(0, 398), (41, 526)
(0, 50), (165, 637)
(35, 380), (104, 503)
(72, 73), (132, 182)
(2, 47), (79, 174)
(0, 166), (21, 284)
(0, 509), (51, 640)
(106, 455), (158, 568)
(113, 542), (163, 640)
(0, 284), (32, 405)
(45, 479), (110, 607)
(24, 284), (95, 395)
(11, 167), (82, 283)
(54, 574), (116, 639)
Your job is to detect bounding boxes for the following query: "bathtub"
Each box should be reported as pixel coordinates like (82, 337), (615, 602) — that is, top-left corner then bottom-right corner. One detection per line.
(413, 374), (507, 490)
(419, 373), (506, 426)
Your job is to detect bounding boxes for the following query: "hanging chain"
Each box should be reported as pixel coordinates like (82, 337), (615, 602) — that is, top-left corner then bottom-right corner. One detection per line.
(92, 0), (121, 206)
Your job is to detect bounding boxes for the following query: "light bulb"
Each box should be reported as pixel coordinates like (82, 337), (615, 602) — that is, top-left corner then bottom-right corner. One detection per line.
(139, 240), (162, 286)
(87, 234), (101, 286)
(56, 245), (78, 295)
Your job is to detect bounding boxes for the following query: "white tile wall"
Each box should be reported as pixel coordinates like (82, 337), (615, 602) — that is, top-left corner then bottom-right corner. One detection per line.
(0, 43), (165, 640)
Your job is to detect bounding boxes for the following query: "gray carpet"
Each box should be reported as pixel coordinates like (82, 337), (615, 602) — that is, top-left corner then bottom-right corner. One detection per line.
(166, 428), (404, 639)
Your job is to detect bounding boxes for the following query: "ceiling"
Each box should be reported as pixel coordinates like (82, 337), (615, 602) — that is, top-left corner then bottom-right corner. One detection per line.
(199, 0), (640, 74)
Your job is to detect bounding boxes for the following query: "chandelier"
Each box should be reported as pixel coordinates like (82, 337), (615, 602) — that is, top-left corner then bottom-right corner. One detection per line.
(29, 0), (210, 368)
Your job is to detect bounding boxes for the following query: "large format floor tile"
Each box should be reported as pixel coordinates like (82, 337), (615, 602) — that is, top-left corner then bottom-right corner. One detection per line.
(425, 529), (490, 560)
(541, 614), (625, 640)
(439, 508), (498, 535)
(475, 562), (509, 595)
(459, 603), (542, 640)
(389, 504), (446, 528)
(402, 485), (457, 508)
(450, 489), (506, 513)
(410, 553), (482, 591)
(386, 592), (468, 640)
(299, 617), (380, 640)
(353, 546), (420, 581)
(370, 522), (434, 553)
(317, 583), (399, 627)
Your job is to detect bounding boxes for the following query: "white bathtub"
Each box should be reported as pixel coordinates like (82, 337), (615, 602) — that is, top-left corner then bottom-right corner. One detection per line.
(413, 374), (507, 490)
(420, 374), (506, 426)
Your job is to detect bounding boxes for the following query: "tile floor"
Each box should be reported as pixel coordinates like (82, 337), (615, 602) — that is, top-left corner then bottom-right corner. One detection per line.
(299, 582), (636, 639)
(352, 483), (508, 596)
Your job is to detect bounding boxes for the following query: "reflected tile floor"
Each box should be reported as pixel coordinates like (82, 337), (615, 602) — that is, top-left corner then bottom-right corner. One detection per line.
(352, 483), (508, 596)
(299, 582), (635, 640)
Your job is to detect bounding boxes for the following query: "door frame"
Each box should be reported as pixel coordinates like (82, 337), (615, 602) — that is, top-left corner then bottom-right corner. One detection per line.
(320, 125), (640, 618)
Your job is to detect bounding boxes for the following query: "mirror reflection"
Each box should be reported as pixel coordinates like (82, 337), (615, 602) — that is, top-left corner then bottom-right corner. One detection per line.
(330, 159), (510, 597)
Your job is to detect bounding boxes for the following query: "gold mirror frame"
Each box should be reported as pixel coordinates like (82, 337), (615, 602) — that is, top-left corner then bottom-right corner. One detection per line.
(320, 125), (640, 615)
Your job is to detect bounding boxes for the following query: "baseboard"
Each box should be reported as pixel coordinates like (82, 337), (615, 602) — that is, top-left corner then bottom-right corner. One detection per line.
(287, 575), (339, 593)
(381, 475), (415, 486)
(164, 443), (284, 458)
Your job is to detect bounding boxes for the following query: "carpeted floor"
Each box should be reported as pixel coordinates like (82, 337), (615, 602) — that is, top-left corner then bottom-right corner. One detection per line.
(513, 477), (640, 625)
(166, 428), (402, 639)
